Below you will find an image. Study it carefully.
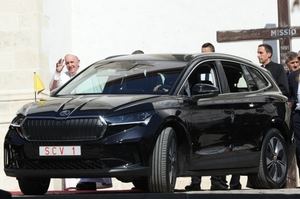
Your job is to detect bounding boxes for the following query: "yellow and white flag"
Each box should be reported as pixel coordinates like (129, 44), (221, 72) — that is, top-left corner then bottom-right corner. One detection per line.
(33, 72), (45, 94)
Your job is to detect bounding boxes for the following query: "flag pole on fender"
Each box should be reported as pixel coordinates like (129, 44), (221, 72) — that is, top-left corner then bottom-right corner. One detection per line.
(33, 72), (45, 102)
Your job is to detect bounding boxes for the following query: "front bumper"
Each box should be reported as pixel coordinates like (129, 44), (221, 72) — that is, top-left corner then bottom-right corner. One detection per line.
(4, 125), (153, 178)
(5, 164), (149, 178)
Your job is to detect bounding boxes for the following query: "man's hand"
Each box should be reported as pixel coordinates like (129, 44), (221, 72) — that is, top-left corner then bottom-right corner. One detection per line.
(56, 58), (65, 73)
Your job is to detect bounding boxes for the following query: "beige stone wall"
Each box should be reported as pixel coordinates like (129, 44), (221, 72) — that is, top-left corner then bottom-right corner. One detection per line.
(0, 0), (52, 191)
(0, 0), (49, 95)
(0, 0), (50, 121)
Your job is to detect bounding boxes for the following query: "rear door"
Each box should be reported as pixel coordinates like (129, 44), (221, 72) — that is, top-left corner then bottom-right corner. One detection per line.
(217, 60), (270, 169)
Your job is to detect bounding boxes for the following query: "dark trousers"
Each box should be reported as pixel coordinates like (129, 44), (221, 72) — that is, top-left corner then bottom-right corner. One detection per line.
(0, 190), (11, 199)
(229, 175), (241, 188)
(191, 175), (240, 188)
(191, 176), (201, 184)
(191, 176), (227, 185)
(211, 175), (240, 188)
(292, 112), (300, 169)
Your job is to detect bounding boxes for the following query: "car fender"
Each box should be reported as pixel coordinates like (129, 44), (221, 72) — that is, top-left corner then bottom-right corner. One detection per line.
(151, 115), (192, 173)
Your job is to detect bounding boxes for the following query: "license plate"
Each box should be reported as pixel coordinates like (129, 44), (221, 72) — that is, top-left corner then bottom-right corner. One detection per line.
(39, 146), (81, 156)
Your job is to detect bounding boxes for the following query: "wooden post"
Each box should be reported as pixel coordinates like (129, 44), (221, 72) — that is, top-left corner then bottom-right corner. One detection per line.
(217, 0), (299, 188)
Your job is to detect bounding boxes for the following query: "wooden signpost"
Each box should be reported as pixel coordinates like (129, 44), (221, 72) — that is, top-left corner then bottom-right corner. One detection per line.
(217, 0), (300, 65)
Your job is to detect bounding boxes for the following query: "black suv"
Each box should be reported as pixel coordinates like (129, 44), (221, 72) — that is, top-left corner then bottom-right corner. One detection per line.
(4, 53), (293, 195)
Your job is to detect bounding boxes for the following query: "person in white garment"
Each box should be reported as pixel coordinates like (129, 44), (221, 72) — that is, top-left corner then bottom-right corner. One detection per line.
(49, 54), (112, 190)
(49, 54), (80, 91)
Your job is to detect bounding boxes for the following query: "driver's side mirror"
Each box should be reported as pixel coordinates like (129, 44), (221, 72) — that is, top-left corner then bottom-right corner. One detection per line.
(191, 83), (219, 99)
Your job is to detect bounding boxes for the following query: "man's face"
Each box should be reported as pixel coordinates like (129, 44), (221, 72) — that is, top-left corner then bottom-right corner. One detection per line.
(287, 57), (300, 72)
(65, 55), (80, 76)
(257, 46), (271, 65)
(201, 47), (213, 53)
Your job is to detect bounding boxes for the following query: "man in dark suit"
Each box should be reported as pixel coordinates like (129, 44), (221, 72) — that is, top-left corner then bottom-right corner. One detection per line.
(286, 51), (300, 73)
(288, 60), (300, 172)
(257, 43), (289, 97)
(256, 44), (289, 129)
(286, 52), (300, 187)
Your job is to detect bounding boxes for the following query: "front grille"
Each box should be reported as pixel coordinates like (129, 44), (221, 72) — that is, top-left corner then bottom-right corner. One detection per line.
(22, 159), (106, 170)
(21, 117), (106, 141)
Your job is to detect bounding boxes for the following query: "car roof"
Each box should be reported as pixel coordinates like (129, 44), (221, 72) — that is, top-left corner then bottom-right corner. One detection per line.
(101, 53), (253, 64)
(89, 53), (261, 73)
(101, 54), (194, 62)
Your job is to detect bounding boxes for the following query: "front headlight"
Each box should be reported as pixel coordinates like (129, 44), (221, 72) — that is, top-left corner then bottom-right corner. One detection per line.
(10, 114), (25, 138)
(105, 111), (153, 126)
(10, 114), (25, 128)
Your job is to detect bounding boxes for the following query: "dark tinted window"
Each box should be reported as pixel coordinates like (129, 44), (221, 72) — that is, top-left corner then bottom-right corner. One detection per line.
(247, 67), (269, 90)
(222, 61), (249, 93)
(180, 61), (218, 96)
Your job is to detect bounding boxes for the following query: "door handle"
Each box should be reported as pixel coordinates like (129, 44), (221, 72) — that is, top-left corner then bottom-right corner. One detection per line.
(224, 109), (235, 123)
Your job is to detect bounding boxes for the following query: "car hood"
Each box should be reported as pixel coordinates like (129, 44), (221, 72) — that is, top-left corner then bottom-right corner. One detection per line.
(18, 95), (162, 118)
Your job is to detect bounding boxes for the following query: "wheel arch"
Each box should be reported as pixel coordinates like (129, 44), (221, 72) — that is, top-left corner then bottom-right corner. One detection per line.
(160, 116), (191, 174)
(267, 117), (292, 145)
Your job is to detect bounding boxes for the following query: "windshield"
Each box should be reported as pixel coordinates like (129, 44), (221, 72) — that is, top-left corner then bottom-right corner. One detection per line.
(57, 60), (186, 95)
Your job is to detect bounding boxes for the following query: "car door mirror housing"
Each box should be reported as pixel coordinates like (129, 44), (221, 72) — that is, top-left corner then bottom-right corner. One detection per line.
(191, 83), (219, 99)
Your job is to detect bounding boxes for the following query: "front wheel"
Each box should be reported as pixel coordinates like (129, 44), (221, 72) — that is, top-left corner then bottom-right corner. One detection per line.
(18, 177), (50, 195)
(148, 127), (177, 192)
(248, 129), (288, 188)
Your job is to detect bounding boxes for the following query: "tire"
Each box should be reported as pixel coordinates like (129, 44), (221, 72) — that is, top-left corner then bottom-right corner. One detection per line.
(148, 127), (177, 192)
(18, 177), (50, 195)
(248, 129), (288, 188)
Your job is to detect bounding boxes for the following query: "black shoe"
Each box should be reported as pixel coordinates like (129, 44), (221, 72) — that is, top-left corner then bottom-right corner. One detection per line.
(185, 183), (201, 191)
(76, 182), (112, 190)
(76, 182), (96, 190)
(210, 175), (228, 190)
(210, 184), (228, 190)
(230, 184), (242, 190)
(0, 189), (11, 199)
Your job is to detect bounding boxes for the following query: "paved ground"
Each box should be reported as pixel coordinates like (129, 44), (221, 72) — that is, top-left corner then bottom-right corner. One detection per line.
(10, 188), (300, 199)
(7, 176), (300, 199)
